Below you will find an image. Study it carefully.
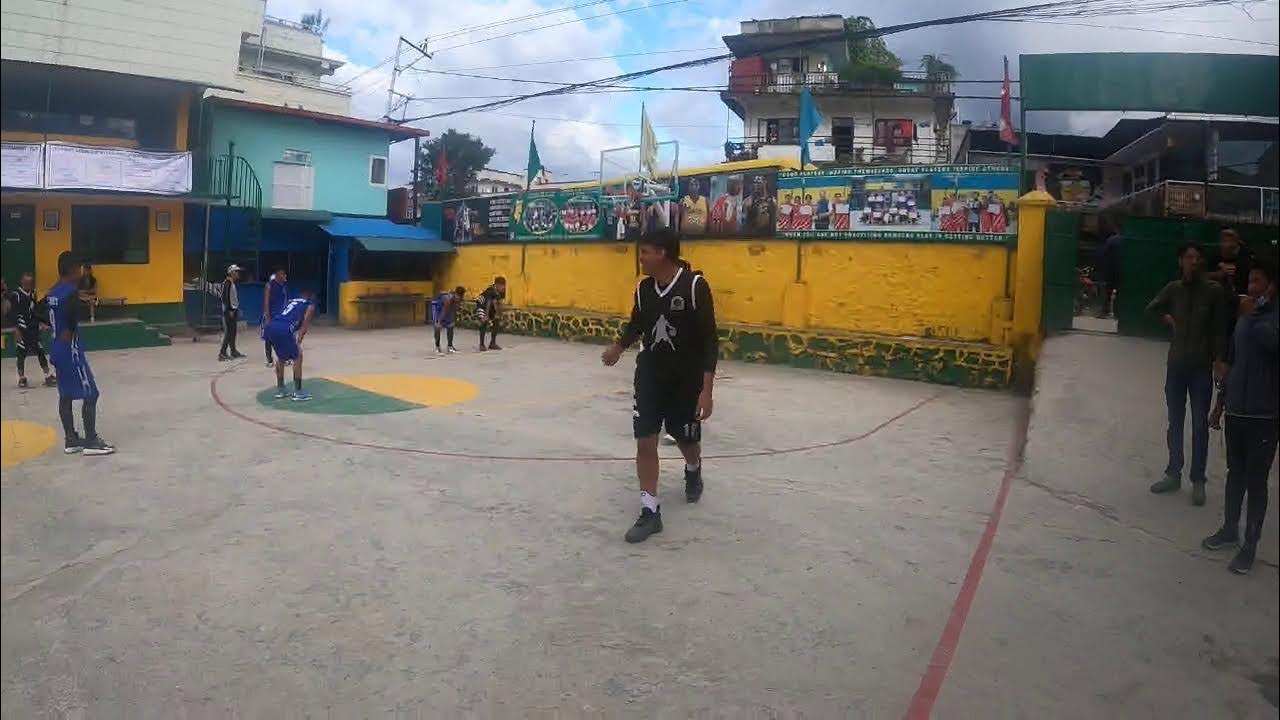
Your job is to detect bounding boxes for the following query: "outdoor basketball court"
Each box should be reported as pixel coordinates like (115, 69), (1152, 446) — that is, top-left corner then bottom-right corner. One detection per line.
(2, 328), (1275, 717)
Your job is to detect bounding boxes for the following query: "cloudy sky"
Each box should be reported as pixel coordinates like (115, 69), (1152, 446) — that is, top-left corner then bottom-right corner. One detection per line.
(264, 0), (1278, 184)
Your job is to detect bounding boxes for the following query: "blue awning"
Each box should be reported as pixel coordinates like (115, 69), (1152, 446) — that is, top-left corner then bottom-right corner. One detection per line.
(320, 216), (452, 253)
(354, 236), (456, 253)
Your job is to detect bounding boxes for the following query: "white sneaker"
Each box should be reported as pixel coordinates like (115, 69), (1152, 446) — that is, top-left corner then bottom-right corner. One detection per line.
(436, 347), (445, 355)
(447, 346), (458, 354)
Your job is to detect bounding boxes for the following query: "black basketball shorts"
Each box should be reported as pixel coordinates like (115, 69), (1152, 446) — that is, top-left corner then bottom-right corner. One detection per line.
(633, 369), (703, 444)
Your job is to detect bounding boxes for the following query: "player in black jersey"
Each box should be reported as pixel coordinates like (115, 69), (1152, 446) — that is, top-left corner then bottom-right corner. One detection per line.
(602, 228), (718, 543)
(6, 272), (55, 388)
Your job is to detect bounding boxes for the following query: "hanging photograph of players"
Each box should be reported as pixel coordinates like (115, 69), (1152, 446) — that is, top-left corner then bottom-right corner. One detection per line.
(776, 165), (1018, 240)
(676, 169), (777, 238)
(442, 193), (518, 244)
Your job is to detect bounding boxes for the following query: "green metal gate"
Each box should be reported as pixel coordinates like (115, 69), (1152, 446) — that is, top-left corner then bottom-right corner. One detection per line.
(1042, 209), (1079, 335)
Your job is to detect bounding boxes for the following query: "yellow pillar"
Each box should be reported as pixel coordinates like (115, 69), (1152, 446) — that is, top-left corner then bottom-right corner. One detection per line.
(1011, 190), (1056, 372)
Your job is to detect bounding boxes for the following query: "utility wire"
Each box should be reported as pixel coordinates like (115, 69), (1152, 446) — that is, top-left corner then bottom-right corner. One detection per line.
(400, 0), (1253, 123)
(997, 18), (1280, 44)
(424, 47), (724, 73)
(429, 0), (693, 54)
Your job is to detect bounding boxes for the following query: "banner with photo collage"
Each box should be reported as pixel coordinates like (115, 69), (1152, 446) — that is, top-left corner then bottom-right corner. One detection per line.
(443, 194), (518, 244)
(775, 165), (1019, 241)
(512, 190), (610, 242)
(671, 168), (778, 238)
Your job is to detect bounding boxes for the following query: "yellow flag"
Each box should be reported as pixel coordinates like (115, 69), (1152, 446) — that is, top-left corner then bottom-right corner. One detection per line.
(640, 103), (658, 178)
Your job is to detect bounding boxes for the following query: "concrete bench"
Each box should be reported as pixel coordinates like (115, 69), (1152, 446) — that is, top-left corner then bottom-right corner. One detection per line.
(351, 293), (428, 329)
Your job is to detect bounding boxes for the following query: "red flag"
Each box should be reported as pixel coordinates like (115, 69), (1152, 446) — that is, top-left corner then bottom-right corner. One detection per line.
(999, 56), (1017, 146)
(435, 145), (448, 186)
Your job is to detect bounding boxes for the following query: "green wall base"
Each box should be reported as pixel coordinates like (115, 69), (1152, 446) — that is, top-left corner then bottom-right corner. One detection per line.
(1, 318), (172, 357)
(456, 306), (1012, 389)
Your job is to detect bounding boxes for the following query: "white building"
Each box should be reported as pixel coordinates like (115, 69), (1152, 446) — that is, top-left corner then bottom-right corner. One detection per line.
(209, 14), (353, 115)
(1, 0), (259, 89)
(720, 15), (955, 166)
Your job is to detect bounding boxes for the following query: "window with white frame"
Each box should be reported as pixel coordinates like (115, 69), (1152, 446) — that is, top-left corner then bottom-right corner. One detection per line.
(369, 155), (388, 186)
(282, 148), (312, 165)
(272, 161), (314, 210)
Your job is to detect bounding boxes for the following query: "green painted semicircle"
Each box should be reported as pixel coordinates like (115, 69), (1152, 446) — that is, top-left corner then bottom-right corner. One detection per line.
(256, 378), (423, 415)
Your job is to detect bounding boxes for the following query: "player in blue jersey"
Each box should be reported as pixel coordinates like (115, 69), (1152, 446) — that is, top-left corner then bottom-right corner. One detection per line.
(265, 289), (317, 401)
(431, 286), (465, 355)
(46, 252), (114, 455)
(261, 267), (289, 367)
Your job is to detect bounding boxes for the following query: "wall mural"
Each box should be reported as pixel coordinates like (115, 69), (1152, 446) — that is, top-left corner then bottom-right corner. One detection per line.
(438, 164), (1019, 245)
(776, 164), (1019, 241)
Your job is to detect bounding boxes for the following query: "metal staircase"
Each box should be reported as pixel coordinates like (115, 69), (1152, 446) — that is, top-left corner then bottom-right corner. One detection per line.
(188, 143), (264, 336)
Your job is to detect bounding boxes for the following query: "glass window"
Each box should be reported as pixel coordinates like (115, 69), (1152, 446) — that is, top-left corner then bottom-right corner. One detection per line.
(369, 156), (388, 186)
(71, 206), (149, 264)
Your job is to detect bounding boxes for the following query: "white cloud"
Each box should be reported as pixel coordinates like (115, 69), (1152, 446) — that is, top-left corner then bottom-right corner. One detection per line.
(261, 0), (1278, 184)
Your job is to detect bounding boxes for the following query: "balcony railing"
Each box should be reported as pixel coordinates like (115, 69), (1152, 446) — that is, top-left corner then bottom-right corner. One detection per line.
(726, 68), (952, 96)
(725, 134), (951, 166)
(1104, 180), (1280, 226)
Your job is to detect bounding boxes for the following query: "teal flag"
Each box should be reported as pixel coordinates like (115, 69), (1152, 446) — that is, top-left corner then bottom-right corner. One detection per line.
(798, 86), (822, 168)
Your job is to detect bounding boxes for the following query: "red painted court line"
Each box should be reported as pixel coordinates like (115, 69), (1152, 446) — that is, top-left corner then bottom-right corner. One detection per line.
(209, 368), (941, 463)
(904, 401), (1030, 720)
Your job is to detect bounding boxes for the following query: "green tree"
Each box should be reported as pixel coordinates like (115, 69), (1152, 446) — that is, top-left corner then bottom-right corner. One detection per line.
(417, 129), (496, 200)
(920, 54), (959, 92)
(839, 16), (902, 86)
(300, 9), (330, 33)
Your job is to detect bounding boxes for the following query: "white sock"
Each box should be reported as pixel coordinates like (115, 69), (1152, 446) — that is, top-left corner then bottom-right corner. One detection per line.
(686, 461), (700, 473)
(640, 490), (658, 512)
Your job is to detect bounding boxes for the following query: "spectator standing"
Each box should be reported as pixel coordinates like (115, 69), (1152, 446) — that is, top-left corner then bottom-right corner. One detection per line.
(1145, 243), (1227, 506)
(77, 263), (99, 322)
(1201, 261), (1278, 575)
(1206, 228), (1255, 344)
(261, 268), (289, 367)
(1095, 225), (1123, 318)
(218, 264), (244, 361)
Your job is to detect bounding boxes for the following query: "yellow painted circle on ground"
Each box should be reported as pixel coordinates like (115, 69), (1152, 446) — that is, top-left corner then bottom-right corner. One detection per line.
(1, 420), (58, 469)
(323, 374), (479, 408)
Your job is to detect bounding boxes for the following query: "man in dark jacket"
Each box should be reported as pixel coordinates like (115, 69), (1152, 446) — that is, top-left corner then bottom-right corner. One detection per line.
(218, 264), (245, 361)
(1201, 260), (1278, 575)
(1145, 242), (1227, 505)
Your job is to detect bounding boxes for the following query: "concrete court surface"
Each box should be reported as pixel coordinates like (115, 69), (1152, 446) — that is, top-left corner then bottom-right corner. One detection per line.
(938, 332), (1278, 719)
(0, 326), (1270, 718)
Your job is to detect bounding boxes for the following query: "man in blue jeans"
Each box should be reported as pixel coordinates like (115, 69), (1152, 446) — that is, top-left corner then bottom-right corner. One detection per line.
(1146, 242), (1227, 505)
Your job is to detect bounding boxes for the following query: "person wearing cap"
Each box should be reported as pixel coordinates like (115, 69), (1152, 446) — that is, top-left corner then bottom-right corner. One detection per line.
(218, 264), (245, 361)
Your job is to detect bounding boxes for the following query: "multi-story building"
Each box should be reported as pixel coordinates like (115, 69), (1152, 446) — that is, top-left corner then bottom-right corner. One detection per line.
(719, 15), (955, 166)
(1, 0), (260, 328)
(207, 14), (352, 116)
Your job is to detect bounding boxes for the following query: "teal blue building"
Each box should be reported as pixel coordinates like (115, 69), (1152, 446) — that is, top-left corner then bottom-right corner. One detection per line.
(190, 98), (448, 321)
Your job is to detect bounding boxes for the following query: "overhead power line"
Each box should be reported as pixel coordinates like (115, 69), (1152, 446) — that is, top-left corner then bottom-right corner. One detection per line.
(997, 18), (1280, 44)
(399, 0), (1260, 124)
(424, 0), (620, 43)
(429, 0), (693, 54)
(423, 47), (724, 73)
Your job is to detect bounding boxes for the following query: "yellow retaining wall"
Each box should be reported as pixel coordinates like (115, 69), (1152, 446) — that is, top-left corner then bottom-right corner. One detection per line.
(803, 243), (1010, 341)
(338, 280), (435, 328)
(440, 239), (1012, 343)
(28, 196), (185, 305)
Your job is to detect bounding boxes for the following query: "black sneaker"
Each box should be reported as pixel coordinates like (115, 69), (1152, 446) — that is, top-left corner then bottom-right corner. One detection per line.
(685, 467), (704, 503)
(64, 434), (84, 454)
(217, 354), (231, 361)
(17, 376), (28, 388)
(43, 375), (56, 387)
(230, 351), (246, 359)
(478, 344), (488, 352)
(1201, 526), (1239, 551)
(624, 507), (663, 543)
(488, 343), (502, 351)
(82, 436), (116, 456)
(1149, 474), (1180, 494)
(1228, 545), (1255, 575)
(1191, 483), (1207, 506)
